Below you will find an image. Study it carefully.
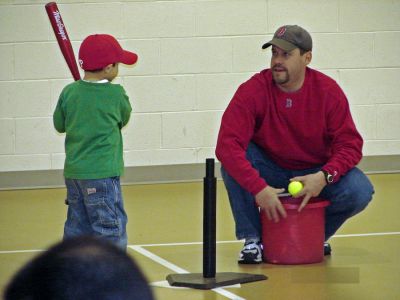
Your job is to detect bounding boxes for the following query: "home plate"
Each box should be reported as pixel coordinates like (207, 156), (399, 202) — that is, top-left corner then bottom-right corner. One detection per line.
(151, 280), (241, 289)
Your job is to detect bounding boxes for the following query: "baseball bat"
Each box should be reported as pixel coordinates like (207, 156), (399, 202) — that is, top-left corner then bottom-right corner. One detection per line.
(45, 2), (81, 81)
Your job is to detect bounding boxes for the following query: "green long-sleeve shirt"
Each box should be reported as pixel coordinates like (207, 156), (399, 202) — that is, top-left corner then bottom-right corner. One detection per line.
(53, 80), (132, 179)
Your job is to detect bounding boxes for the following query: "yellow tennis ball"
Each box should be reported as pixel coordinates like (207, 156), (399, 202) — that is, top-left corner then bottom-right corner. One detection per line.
(288, 181), (303, 196)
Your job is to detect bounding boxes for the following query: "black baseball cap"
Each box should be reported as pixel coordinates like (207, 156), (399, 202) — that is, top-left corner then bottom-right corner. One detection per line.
(262, 25), (312, 52)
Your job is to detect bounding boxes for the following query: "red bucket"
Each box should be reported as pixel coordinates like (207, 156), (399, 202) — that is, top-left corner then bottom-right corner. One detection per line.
(260, 197), (329, 264)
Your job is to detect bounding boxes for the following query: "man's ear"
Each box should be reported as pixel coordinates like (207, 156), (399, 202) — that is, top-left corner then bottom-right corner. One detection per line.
(305, 51), (312, 65)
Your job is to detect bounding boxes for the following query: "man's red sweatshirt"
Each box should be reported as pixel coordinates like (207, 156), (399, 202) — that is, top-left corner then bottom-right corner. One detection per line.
(215, 67), (363, 196)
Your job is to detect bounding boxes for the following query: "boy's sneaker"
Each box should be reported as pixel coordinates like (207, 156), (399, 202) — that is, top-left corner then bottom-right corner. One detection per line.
(324, 242), (332, 256)
(238, 240), (263, 264)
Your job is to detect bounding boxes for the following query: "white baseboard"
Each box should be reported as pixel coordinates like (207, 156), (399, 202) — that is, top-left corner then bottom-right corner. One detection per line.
(0, 155), (399, 190)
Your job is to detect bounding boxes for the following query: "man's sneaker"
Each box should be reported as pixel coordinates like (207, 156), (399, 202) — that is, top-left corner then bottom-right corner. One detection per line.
(238, 241), (263, 264)
(324, 242), (332, 256)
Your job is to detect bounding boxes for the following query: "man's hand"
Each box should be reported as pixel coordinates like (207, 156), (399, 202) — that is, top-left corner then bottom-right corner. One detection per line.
(255, 186), (286, 223)
(291, 171), (327, 212)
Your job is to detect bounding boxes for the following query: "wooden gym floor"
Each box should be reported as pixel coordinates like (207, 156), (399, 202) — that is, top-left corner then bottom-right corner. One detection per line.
(0, 173), (399, 300)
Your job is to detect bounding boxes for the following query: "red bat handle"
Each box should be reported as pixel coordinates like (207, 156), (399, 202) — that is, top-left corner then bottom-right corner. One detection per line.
(45, 2), (81, 81)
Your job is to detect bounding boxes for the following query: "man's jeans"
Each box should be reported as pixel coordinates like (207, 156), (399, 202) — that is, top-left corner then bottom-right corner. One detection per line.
(64, 177), (128, 249)
(221, 143), (374, 241)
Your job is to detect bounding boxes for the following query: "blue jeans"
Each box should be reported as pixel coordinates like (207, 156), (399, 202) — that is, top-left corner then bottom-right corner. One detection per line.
(221, 143), (374, 241)
(64, 177), (128, 249)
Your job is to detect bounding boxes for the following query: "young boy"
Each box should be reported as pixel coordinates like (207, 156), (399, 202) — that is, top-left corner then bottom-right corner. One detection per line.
(53, 34), (138, 249)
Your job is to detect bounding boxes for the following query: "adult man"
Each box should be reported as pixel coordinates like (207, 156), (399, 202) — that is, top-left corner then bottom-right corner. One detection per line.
(4, 236), (154, 300)
(215, 25), (374, 264)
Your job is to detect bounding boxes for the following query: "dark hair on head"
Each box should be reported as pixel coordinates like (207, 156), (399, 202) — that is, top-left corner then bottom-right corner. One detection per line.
(4, 236), (154, 300)
(299, 48), (310, 56)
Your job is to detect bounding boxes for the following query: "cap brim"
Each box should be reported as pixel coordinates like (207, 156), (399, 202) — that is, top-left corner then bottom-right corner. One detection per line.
(262, 38), (297, 52)
(120, 50), (138, 66)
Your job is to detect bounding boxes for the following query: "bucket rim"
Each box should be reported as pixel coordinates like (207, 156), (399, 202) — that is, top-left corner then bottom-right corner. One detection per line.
(282, 199), (330, 210)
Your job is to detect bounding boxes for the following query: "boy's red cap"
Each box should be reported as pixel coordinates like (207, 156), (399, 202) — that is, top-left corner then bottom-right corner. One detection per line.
(78, 34), (138, 71)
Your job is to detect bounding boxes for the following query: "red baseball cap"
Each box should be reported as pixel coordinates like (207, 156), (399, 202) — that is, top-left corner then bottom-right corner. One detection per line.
(78, 34), (138, 71)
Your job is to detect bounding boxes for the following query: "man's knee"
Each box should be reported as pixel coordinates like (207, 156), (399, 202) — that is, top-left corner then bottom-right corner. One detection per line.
(351, 187), (373, 214)
(324, 168), (374, 214)
(346, 169), (374, 214)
